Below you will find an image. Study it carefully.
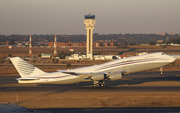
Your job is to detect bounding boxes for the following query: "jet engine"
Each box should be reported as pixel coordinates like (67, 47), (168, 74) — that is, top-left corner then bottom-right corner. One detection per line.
(108, 73), (122, 81)
(91, 73), (105, 81)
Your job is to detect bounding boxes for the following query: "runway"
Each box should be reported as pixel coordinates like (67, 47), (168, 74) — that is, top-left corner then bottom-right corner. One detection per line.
(0, 71), (180, 92)
(0, 86), (180, 93)
(1, 71), (180, 113)
(40, 108), (180, 113)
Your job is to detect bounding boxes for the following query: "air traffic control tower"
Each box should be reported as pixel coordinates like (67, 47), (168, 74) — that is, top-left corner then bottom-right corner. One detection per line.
(84, 13), (96, 59)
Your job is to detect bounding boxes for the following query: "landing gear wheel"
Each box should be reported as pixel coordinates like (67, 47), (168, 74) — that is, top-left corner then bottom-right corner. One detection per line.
(160, 67), (163, 75)
(92, 84), (100, 87)
(93, 80), (105, 87)
(99, 81), (105, 87)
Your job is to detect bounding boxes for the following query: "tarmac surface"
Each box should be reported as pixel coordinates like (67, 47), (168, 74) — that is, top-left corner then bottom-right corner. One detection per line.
(1, 103), (180, 113)
(0, 71), (180, 92)
(41, 108), (180, 113)
(1, 86), (180, 93)
(0, 103), (50, 113)
(1, 71), (180, 113)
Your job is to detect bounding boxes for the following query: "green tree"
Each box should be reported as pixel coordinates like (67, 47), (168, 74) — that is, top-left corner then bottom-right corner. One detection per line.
(10, 39), (15, 45)
(66, 62), (71, 68)
(8, 60), (12, 64)
(38, 54), (41, 58)
(58, 52), (73, 59)
(99, 42), (104, 46)
(52, 58), (59, 63)
(123, 41), (128, 46)
(163, 45), (167, 48)
(121, 41), (129, 48)
(0, 57), (4, 64)
(149, 41), (156, 45)
(8, 54), (12, 57)
(32, 60), (37, 63)
(113, 42), (118, 46)
(129, 42), (136, 45)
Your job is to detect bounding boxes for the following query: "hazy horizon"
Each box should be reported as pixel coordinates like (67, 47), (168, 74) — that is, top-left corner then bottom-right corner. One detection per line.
(0, 0), (180, 35)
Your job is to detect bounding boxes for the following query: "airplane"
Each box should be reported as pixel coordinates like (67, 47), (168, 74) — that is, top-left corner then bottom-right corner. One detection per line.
(10, 52), (175, 87)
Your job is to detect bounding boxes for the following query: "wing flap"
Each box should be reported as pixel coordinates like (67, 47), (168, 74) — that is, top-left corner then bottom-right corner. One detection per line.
(62, 71), (92, 75)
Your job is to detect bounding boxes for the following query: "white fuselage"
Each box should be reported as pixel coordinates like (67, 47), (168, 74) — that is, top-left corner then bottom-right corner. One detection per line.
(18, 52), (175, 84)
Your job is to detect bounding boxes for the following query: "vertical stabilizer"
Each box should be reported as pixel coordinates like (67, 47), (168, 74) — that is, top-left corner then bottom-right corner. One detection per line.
(10, 57), (46, 78)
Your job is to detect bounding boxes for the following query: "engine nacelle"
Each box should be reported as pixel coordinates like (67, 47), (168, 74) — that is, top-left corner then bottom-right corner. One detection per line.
(108, 73), (122, 81)
(91, 73), (104, 81)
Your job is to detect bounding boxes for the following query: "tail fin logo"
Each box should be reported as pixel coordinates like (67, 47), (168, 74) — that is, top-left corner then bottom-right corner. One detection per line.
(10, 57), (46, 77)
(17, 59), (35, 76)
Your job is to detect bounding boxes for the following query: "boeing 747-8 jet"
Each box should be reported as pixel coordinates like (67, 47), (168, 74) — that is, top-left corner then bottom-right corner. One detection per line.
(10, 52), (175, 87)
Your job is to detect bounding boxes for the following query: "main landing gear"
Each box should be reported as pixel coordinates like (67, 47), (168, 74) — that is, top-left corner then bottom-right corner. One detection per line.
(160, 67), (163, 75)
(93, 80), (105, 87)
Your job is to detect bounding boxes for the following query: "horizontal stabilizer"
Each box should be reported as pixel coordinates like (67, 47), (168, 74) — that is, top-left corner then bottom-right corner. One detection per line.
(17, 78), (40, 81)
(57, 70), (66, 72)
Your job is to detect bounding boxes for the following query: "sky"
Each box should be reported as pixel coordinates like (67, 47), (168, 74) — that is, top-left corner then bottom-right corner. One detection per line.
(0, 0), (180, 35)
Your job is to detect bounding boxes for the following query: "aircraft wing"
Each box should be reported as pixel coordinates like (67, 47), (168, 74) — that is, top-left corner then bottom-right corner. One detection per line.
(62, 70), (125, 78)
(62, 71), (93, 78)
